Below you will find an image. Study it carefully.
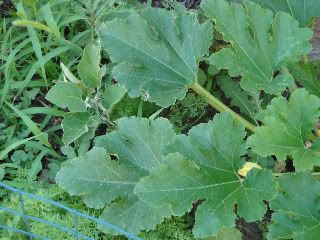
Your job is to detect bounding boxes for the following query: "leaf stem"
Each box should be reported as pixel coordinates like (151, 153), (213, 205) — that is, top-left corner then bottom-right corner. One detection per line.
(190, 83), (256, 132)
(303, 54), (309, 64)
(273, 172), (320, 177)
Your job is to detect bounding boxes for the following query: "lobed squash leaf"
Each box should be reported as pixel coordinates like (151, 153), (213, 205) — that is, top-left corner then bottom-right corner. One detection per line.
(57, 117), (176, 234)
(248, 89), (320, 171)
(202, 0), (312, 94)
(98, 7), (213, 107)
(135, 113), (276, 238)
(268, 172), (320, 239)
(247, 0), (320, 27)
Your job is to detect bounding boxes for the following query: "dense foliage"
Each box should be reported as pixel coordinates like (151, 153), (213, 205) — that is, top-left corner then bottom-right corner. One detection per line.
(1, 0), (320, 239)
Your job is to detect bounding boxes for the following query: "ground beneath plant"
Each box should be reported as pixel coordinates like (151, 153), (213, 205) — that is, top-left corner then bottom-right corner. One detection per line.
(0, 0), (14, 16)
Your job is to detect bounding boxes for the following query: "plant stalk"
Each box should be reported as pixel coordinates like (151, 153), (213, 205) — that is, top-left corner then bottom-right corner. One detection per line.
(190, 83), (256, 133)
(273, 172), (320, 177)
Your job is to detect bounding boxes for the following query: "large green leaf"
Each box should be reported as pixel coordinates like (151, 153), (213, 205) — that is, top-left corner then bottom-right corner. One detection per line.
(288, 62), (320, 97)
(202, 0), (312, 94)
(249, 0), (320, 27)
(217, 75), (260, 121)
(46, 82), (87, 112)
(268, 172), (320, 239)
(57, 117), (175, 234)
(98, 7), (212, 107)
(204, 226), (242, 240)
(96, 117), (176, 171)
(248, 89), (320, 171)
(96, 117), (176, 234)
(135, 113), (276, 238)
(228, 0), (320, 26)
(56, 147), (140, 208)
(100, 195), (172, 235)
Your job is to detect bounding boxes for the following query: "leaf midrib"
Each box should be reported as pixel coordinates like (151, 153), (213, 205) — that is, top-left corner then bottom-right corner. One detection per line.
(138, 179), (240, 193)
(75, 177), (137, 185)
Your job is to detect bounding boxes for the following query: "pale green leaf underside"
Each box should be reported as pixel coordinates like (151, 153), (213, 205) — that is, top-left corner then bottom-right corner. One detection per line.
(248, 89), (320, 171)
(98, 7), (212, 107)
(78, 44), (102, 88)
(45, 82), (86, 112)
(62, 112), (90, 146)
(102, 84), (126, 109)
(135, 113), (276, 238)
(268, 172), (320, 239)
(202, 0), (312, 94)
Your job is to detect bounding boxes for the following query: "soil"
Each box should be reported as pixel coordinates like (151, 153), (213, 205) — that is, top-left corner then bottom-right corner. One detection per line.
(310, 18), (320, 61)
(0, 0), (14, 17)
(237, 218), (264, 240)
(140, 0), (201, 9)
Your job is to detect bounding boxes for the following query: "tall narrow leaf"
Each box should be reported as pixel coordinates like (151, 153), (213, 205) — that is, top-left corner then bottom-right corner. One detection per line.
(4, 101), (51, 148)
(78, 44), (102, 88)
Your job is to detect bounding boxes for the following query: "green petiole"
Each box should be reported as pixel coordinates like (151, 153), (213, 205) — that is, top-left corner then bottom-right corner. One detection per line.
(190, 83), (256, 133)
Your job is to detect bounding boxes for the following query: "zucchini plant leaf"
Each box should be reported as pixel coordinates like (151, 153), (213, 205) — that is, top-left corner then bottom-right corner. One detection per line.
(46, 82), (87, 112)
(97, 117), (176, 233)
(248, 89), (320, 171)
(204, 226), (242, 240)
(95, 117), (176, 171)
(78, 44), (102, 88)
(268, 172), (320, 239)
(56, 147), (140, 208)
(202, 0), (312, 94)
(135, 113), (276, 238)
(100, 195), (172, 236)
(288, 61), (320, 97)
(98, 7), (212, 107)
(248, 0), (320, 27)
(217, 75), (260, 120)
(61, 112), (90, 146)
(57, 117), (175, 234)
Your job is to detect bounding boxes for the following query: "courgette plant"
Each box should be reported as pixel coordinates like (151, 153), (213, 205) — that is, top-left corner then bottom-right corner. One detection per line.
(46, 44), (127, 148)
(54, 0), (320, 239)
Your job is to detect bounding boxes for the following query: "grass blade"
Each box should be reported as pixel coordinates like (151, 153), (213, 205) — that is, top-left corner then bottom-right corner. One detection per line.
(4, 101), (51, 148)
(0, 136), (37, 161)
(22, 107), (66, 117)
